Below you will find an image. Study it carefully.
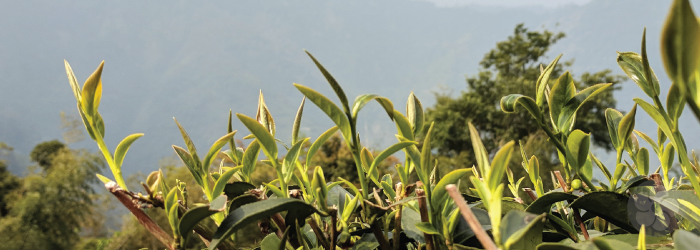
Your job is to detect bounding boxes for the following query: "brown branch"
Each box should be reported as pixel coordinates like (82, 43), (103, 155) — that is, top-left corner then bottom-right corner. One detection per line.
(446, 184), (498, 250)
(308, 217), (330, 250)
(330, 209), (338, 250)
(554, 171), (569, 191)
(106, 182), (176, 250)
(573, 208), (589, 240)
(416, 187), (435, 250)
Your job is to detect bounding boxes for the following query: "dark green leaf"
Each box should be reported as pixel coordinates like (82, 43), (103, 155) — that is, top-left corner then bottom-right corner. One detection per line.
(501, 211), (546, 250)
(223, 182), (256, 200)
(525, 192), (578, 214)
(569, 192), (637, 233)
(210, 198), (320, 250)
(592, 237), (636, 250)
(178, 195), (227, 246)
(674, 229), (700, 250)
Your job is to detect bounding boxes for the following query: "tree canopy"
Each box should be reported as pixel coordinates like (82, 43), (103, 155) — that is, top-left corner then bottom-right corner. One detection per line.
(426, 24), (624, 191)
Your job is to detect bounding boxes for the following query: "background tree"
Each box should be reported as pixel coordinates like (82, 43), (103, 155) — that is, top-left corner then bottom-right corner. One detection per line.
(0, 142), (20, 217)
(0, 141), (106, 249)
(29, 139), (66, 171)
(426, 24), (624, 194)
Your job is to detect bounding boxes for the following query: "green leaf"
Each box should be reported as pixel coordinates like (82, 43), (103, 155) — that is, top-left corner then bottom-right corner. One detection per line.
(674, 229), (700, 250)
(256, 91), (276, 136)
(646, 190), (700, 229)
(351, 94), (394, 121)
(661, 143), (676, 174)
(260, 233), (282, 250)
(661, 0), (700, 85)
(237, 113), (278, 165)
(283, 138), (309, 183)
(525, 192), (578, 214)
(637, 147), (650, 176)
(292, 97), (305, 145)
(178, 195), (227, 246)
(173, 145), (204, 187)
(618, 104), (637, 150)
(557, 83), (613, 133)
(265, 183), (286, 198)
(342, 193), (360, 222)
(617, 51), (660, 98)
(174, 118), (202, 170)
(294, 84), (352, 143)
(168, 203), (179, 236)
(407, 92), (425, 135)
(501, 211), (546, 250)
(633, 98), (674, 146)
(591, 237), (636, 250)
(77, 103), (96, 140)
(527, 156), (540, 187)
(368, 141), (416, 185)
(420, 122), (435, 181)
(536, 54), (563, 107)
(634, 130), (660, 155)
(241, 140), (261, 179)
(431, 168), (471, 209)
(393, 110), (414, 140)
(606, 108), (624, 151)
(96, 174), (113, 185)
(380, 181), (396, 203)
(569, 192), (637, 233)
(306, 126), (339, 165)
(468, 122), (491, 177)
(549, 71), (576, 130)
(501, 94), (546, 126)
(223, 182), (256, 200)
(114, 133), (144, 168)
(210, 198), (321, 250)
(401, 207), (425, 243)
(202, 131), (237, 174)
(94, 112), (105, 138)
(165, 187), (178, 216)
(212, 166), (242, 199)
(304, 50), (351, 115)
(80, 61), (104, 117)
(64, 60), (82, 102)
(667, 82), (686, 126)
(489, 141), (515, 192)
(566, 130), (590, 172)
(415, 222), (441, 235)
(360, 147), (374, 174)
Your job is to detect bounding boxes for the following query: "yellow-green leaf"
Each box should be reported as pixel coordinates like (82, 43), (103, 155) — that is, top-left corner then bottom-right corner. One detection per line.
(489, 141), (515, 192)
(661, 0), (700, 85)
(294, 83), (352, 143)
(80, 61), (104, 117)
(237, 114), (278, 166)
(114, 133), (144, 168)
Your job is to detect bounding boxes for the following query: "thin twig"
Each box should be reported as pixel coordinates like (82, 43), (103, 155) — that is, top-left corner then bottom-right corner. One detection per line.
(573, 208), (589, 240)
(330, 209), (338, 250)
(416, 187), (435, 250)
(554, 171), (568, 191)
(308, 217), (330, 250)
(446, 184), (498, 250)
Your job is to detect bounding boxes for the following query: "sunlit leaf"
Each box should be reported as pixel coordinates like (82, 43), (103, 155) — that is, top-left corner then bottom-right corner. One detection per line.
(294, 83), (352, 143)
(352, 94), (394, 121)
(80, 61), (104, 117)
(237, 113), (278, 165)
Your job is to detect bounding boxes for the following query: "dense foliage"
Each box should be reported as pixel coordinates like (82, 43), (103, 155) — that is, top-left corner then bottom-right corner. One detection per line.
(48, 0), (700, 249)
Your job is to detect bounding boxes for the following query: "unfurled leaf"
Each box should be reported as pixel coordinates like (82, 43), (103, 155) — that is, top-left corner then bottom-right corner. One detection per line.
(566, 130), (590, 172)
(241, 140), (261, 179)
(420, 122), (435, 181)
(114, 133), (144, 168)
(368, 141), (415, 185)
(312, 166), (328, 209)
(212, 166), (242, 199)
(305, 50), (351, 115)
(173, 145), (204, 187)
(535, 54), (563, 107)
(210, 198), (321, 250)
(500, 94), (545, 125)
(661, 0), (700, 85)
(468, 122), (490, 177)
(634, 98), (674, 145)
(237, 113), (278, 165)
(431, 168), (471, 210)
(527, 156), (540, 186)
(174, 118), (201, 169)
(489, 141), (515, 192)
(661, 143), (676, 174)
(606, 108), (624, 151)
(570, 192), (637, 233)
(306, 126), (338, 167)
(637, 147), (650, 176)
(342, 194), (360, 222)
(618, 104), (637, 151)
(178, 195), (227, 246)
(282, 138), (308, 183)
(264, 183), (285, 198)
(407, 92), (425, 135)
(557, 83), (613, 133)
(352, 94), (394, 121)
(80, 61), (104, 117)
(360, 147), (374, 174)
(393, 110), (415, 140)
(549, 71), (576, 130)
(634, 130), (660, 155)
(617, 50), (660, 98)
(415, 222), (441, 235)
(294, 84), (352, 143)
(202, 131), (237, 174)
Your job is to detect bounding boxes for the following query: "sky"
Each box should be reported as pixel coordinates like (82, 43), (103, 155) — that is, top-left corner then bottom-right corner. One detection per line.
(0, 0), (697, 183)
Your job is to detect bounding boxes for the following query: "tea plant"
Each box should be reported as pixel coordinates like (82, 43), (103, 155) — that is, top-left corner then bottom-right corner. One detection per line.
(65, 0), (700, 249)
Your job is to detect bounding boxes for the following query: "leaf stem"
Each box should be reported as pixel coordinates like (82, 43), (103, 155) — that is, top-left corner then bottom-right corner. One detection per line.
(96, 136), (128, 191)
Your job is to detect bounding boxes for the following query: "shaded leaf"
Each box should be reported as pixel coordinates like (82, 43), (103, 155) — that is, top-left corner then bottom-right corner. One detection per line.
(569, 192), (637, 233)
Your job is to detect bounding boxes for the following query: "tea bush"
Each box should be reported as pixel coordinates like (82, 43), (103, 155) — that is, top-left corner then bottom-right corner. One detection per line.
(64, 0), (700, 249)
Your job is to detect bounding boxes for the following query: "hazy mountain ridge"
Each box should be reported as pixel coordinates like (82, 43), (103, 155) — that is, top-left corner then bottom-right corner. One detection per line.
(0, 0), (688, 176)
